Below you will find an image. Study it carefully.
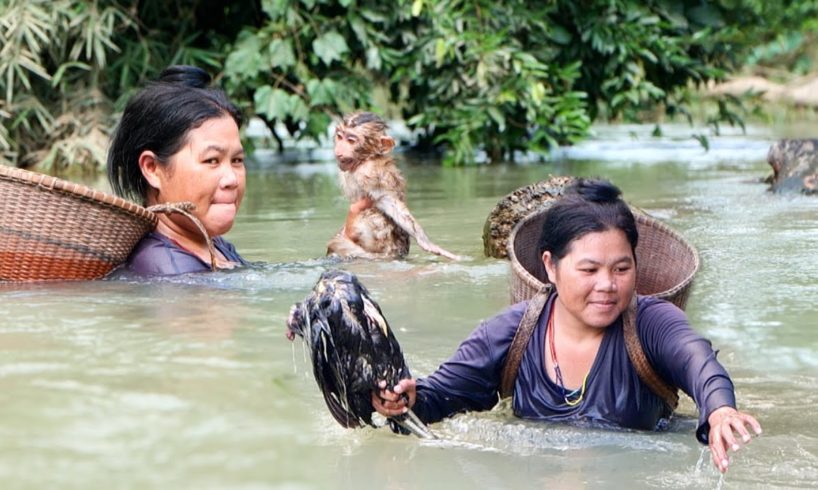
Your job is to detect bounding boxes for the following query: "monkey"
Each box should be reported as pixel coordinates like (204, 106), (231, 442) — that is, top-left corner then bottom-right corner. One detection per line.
(326, 112), (459, 260)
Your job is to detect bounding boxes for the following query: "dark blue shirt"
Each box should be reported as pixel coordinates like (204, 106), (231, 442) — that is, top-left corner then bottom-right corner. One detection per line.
(124, 232), (247, 276)
(413, 294), (736, 444)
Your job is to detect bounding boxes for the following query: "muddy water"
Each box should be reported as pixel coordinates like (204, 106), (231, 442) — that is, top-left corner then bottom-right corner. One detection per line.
(0, 124), (816, 489)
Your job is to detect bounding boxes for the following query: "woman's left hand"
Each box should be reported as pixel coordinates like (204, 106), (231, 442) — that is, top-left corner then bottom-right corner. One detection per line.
(707, 406), (763, 473)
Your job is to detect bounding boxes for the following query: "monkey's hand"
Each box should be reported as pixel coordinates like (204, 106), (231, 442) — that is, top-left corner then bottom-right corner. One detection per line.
(343, 197), (374, 242)
(350, 197), (374, 214)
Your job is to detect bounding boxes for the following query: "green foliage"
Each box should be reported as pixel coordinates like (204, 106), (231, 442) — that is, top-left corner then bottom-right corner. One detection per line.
(0, 0), (246, 172)
(741, 1), (818, 76)
(394, 1), (590, 164)
(223, 0), (393, 149)
(222, 0), (786, 165)
(0, 0), (122, 170)
(4, 0), (817, 170)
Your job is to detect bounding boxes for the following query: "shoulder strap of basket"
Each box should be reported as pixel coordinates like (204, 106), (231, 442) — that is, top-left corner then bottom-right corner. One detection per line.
(622, 294), (679, 411)
(147, 202), (217, 271)
(499, 286), (551, 399)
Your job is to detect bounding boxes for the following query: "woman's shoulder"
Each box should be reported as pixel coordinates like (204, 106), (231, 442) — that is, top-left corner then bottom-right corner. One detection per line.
(636, 295), (689, 328)
(634, 295), (703, 357)
(126, 232), (210, 276)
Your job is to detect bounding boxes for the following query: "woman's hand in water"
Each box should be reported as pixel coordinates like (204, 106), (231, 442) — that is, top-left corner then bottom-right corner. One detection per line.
(707, 406), (763, 473)
(372, 378), (416, 417)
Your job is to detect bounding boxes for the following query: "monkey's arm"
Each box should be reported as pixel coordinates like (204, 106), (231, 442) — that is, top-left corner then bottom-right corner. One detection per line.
(371, 191), (460, 260)
(343, 197), (374, 242)
(327, 232), (393, 260)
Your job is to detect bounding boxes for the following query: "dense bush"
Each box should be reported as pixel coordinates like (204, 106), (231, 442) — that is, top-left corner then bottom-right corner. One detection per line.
(0, 0), (250, 171)
(2, 0), (816, 170)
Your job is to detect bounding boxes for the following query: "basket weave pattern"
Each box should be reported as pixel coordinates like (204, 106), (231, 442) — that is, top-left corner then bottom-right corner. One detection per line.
(508, 207), (699, 310)
(0, 166), (157, 281)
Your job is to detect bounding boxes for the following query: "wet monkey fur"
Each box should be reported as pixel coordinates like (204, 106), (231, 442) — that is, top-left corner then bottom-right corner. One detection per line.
(326, 112), (459, 260)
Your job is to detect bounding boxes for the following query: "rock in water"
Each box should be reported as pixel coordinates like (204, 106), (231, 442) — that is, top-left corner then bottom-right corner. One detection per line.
(767, 139), (818, 194)
(286, 270), (434, 438)
(482, 176), (577, 258)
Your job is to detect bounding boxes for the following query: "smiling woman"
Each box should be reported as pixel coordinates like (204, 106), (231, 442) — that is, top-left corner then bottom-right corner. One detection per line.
(107, 65), (248, 276)
(373, 178), (762, 474)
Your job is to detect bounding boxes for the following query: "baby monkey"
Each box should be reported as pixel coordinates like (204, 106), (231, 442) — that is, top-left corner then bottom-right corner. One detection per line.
(326, 112), (459, 260)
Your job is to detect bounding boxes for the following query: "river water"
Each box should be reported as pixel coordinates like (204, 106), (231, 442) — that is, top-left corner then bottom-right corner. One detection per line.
(1, 125), (816, 489)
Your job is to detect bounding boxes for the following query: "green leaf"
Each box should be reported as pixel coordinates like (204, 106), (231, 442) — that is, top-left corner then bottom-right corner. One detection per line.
(51, 61), (91, 87)
(306, 78), (338, 106)
(365, 46), (381, 70)
(692, 134), (710, 151)
(411, 0), (424, 17)
(306, 112), (332, 142)
(688, 5), (724, 28)
(312, 31), (349, 66)
(434, 39), (447, 65)
(254, 85), (291, 120)
(289, 95), (309, 122)
(547, 25), (572, 45)
(487, 107), (505, 132)
(268, 39), (295, 68)
(225, 33), (263, 79)
(261, 0), (290, 20)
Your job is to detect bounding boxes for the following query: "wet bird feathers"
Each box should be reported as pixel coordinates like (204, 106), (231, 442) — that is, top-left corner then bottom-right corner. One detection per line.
(287, 271), (429, 436)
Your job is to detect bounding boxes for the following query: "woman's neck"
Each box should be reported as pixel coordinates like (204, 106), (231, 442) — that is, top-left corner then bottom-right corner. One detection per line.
(552, 299), (605, 344)
(155, 217), (215, 263)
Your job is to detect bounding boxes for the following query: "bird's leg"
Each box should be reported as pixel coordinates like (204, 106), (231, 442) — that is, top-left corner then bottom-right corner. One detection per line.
(389, 409), (437, 440)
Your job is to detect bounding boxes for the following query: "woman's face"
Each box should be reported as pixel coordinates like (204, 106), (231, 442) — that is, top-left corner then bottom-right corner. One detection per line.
(543, 228), (636, 330)
(151, 116), (245, 237)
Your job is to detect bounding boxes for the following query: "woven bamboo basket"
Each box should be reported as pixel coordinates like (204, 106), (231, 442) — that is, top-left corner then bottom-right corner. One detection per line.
(0, 165), (157, 282)
(508, 205), (699, 310)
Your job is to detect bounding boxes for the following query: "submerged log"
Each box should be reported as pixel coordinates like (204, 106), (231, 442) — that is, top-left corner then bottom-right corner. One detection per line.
(767, 139), (818, 194)
(482, 176), (577, 258)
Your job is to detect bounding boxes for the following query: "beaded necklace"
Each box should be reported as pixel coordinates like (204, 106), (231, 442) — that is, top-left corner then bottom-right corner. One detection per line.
(547, 306), (589, 406)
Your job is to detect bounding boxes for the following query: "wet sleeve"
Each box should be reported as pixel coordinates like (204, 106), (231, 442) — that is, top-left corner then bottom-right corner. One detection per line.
(638, 299), (737, 444)
(214, 237), (248, 265)
(412, 304), (524, 424)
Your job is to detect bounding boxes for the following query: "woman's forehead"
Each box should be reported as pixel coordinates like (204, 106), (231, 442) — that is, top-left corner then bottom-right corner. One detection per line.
(565, 229), (633, 256)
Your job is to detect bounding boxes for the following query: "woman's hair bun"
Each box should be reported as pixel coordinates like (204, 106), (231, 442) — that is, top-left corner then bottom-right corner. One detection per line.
(156, 65), (212, 89)
(570, 178), (622, 204)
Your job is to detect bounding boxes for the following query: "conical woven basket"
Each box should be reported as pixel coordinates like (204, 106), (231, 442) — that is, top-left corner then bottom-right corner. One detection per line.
(508, 205), (699, 310)
(0, 165), (157, 282)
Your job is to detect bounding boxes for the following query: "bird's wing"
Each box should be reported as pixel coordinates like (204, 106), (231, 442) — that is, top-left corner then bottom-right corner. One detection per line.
(309, 311), (365, 428)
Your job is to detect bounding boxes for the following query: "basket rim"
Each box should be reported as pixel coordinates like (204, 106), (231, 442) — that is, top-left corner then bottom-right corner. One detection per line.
(0, 164), (156, 224)
(507, 205), (700, 300)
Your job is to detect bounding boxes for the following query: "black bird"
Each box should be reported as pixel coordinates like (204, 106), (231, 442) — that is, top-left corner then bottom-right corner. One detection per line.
(286, 270), (435, 439)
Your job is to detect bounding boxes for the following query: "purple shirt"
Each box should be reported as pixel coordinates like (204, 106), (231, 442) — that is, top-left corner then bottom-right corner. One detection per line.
(414, 294), (736, 444)
(123, 232), (247, 276)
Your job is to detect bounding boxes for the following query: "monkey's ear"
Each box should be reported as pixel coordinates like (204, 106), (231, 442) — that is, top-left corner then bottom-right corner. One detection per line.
(379, 135), (396, 155)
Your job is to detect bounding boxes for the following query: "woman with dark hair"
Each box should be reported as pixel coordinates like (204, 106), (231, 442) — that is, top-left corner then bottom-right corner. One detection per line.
(108, 65), (248, 276)
(372, 178), (761, 473)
